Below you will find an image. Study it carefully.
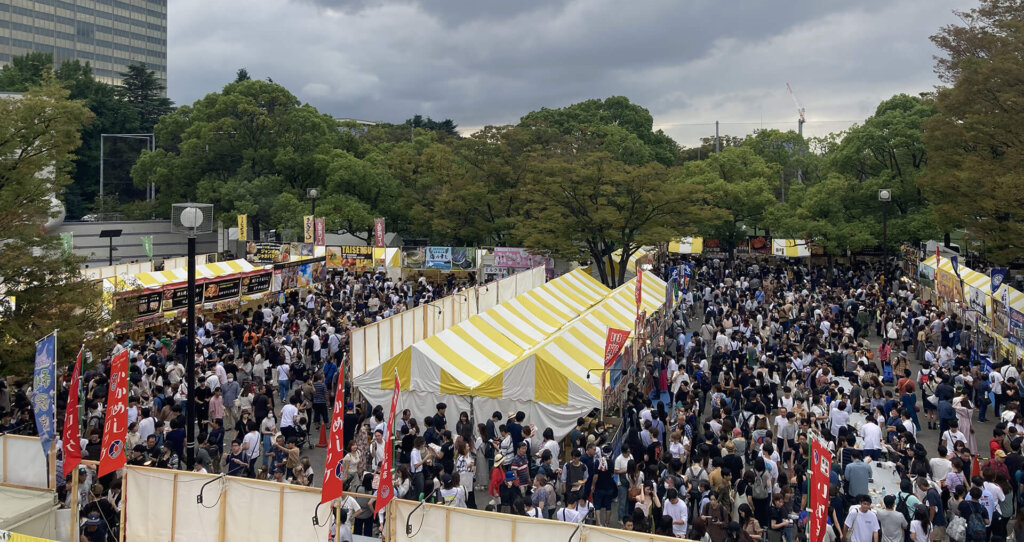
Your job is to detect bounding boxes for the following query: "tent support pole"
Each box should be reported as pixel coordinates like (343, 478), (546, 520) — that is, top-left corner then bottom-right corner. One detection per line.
(170, 473), (178, 542)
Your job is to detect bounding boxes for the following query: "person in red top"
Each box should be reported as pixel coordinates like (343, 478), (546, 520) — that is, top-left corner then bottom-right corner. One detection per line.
(488, 454), (507, 505)
(989, 428), (1007, 461)
(982, 449), (1010, 481)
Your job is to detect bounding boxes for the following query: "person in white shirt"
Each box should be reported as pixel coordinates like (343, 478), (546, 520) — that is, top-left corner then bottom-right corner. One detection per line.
(829, 401), (850, 438)
(844, 496), (881, 542)
(859, 418), (883, 460)
(930, 448), (953, 482)
(279, 396), (300, 440)
(662, 488), (689, 538)
(941, 427), (967, 450)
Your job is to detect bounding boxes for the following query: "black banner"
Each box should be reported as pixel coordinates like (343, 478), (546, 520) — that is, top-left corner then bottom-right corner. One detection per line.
(241, 272), (272, 295)
(162, 284), (204, 311)
(204, 278), (241, 302)
(119, 292), (163, 317)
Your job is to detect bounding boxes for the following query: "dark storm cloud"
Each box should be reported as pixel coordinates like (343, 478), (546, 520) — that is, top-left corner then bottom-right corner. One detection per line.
(167, 0), (963, 145)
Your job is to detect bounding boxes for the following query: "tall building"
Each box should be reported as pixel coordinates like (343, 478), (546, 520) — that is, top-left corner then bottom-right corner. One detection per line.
(0, 0), (166, 89)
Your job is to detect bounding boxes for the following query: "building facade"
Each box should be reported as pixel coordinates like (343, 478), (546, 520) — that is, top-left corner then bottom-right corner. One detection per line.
(0, 0), (166, 89)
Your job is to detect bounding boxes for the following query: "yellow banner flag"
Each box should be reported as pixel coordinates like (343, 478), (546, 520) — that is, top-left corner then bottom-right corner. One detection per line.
(237, 214), (247, 241)
(303, 215), (314, 243)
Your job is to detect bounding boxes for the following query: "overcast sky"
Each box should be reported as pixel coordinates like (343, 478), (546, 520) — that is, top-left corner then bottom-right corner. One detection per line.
(167, 0), (965, 146)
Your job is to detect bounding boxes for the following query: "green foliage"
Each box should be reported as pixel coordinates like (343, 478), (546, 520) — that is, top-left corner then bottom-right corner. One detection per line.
(921, 0), (1024, 264)
(117, 63), (173, 132)
(0, 51), (54, 91)
(405, 115), (459, 138)
(0, 80), (112, 376)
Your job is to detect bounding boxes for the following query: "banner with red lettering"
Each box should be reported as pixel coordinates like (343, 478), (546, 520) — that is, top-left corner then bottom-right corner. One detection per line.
(62, 347), (84, 476)
(314, 218), (326, 246)
(374, 373), (400, 515)
(98, 350), (129, 477)
(320, 367), (346, 503)
(635, 269), (643, 317)
(374, 218), (386, 248)
(808, 436), (833, 542)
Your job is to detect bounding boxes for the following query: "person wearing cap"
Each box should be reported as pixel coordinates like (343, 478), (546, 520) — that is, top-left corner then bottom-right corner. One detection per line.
(982, 449), (1010, 482)
(499, 469), (518, 513)
(438, 473), (466, 507)
(487, 453), (506, 505)
(80, 512), (109, 542)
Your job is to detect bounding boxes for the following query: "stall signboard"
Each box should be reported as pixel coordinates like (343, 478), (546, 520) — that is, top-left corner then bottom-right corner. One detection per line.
(297, 263), (313, 288)
(733, 238), (750, 255)
(327, 245), (373, 269)
(992, 287), (1010, 338)
(203, 278), (241, 302)
(272, 268), (283, 292)
(917, 263), (935, 289)
(451, 247), (476, 270)
(425, 246), (452, 270)
(702, 238), (724, 258)
(118, 291), (162, 318)
(967, 285), (987, 317)
(1010, 309), (1024, 348)
(936, 268), (963, 303)
(241, 272), (272, 296)
(402, 247), (425, 269)
(162, 284), (204, 311)
(748, 236), (771, 255)
(901, 244), (920, 278)
(247, 242), (282, 264)
(482, 266), (510, 279)
(493, 247), (530, 268)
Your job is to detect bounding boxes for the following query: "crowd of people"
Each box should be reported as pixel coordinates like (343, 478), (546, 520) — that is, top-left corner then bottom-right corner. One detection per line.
(3, 255), (1024, 542)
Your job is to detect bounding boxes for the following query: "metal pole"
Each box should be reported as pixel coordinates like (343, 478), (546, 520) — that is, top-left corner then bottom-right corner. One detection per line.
(99, 135), (104, 212)
(715, 121), (720, 153)
(185, 235), (197, 470)
(312, 197), (316, 217)
(108, 237), (113, 266)
(882, 203), (888, 264)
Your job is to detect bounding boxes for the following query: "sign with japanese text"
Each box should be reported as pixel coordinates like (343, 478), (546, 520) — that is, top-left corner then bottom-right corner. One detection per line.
(425, 246), (452, 270)
(321, 363), (347, 503)
(98, 349), (129, 477)
(62, 347), (84, 476)
(374, 373), (401, 515)
(374, 218), (386, 248)
(303, 215), (314, 243)
(32, 333), (57, 457)
(808, 437), (833, 542)
(314, 217), (326, 246)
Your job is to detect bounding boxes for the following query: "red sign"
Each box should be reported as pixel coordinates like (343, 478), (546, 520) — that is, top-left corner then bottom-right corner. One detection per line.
(374, 373), (401, 515)
(808, 437), (833, 542)
(603, 328), (631, 368)
(635, 269), (643, 317)
(374, 218), (386, 248)
(314, 218), (326, 246)
(320, 368), (347, 503)
(936, 246), (941, 267)
(98, 350), (129, 477)
(62, 347), (84, 476)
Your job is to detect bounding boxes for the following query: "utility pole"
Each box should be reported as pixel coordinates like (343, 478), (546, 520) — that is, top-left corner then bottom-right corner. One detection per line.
(715, 121), (720, 154)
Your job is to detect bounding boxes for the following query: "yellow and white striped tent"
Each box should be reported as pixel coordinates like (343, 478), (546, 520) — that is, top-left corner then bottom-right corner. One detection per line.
(373, 247), (401, 268)
(772, 239), (811, 258)
(131, 259), (259, 289)
(607, 247), (655, 275)
(919, 254), (1024, 310)
(668, 237), (703, 255)
(353, 268), (610, 421)
(470, 272), (668, 438)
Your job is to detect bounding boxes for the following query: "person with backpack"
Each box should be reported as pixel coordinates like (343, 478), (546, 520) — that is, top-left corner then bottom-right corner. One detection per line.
(917, 476), (947, 541)
(957, 487), (990, 542)
(876, 494), (909, 542)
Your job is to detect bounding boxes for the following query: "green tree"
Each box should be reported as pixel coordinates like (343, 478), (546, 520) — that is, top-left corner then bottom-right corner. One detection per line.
(0, 51), (54, 91)
(235, 68), (251, 83)
(921, 0), (1024, 264)
(0, 80), (111, 375)
(117, 63), (173, 132)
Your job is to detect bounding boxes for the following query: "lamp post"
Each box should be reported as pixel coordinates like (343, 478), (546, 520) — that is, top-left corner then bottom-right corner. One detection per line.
(98, 229), (122, 266)
(172, 203), (213, 470)
(879, 189), (892, 264)
(307, 188), (319, 216)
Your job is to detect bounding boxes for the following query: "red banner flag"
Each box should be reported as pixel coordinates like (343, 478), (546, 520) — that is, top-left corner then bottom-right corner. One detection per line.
(62, 347), (84, 477)
(808, 437), (833, 542)
(374, 373), (401, 515)
(604, 328), (631, 369)
(374, 218), (386, 248)
(314, 218), (326, 246)
(98, 350), (129, 477)
(635, 269), (643, 316)
(320, 366), (347, 503)
(936, 246), (941, 267)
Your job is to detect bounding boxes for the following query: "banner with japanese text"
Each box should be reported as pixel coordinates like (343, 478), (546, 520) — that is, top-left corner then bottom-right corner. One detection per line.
(935, 267), (963, 303)
(604, 328), (631, 369)
(62, 347), (84, 476)
(321, 363), (347, 503)
(303, 215), (314, 243)
(374, 218), (386, 247)
(237, 214), (247, 241)
(32, 332), (57, 457)
(808, 437), (833, 542)
(98, 349), (129, 477)
(635, 269), (643, 317)
(314, 217), (326, 246)
(374, 373), (400, 515)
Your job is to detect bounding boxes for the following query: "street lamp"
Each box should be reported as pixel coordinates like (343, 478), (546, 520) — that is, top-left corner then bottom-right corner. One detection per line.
(172, 203), (213, 469)
(98, 229), (122, 266)
(307, 188), (319, 216)
(879, 189), (892, 263)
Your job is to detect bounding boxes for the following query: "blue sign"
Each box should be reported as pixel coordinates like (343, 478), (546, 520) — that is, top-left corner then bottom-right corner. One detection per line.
(991, 268), (1009, 294)
(681, 263), (694, 292)
(33, 332), (57, 456)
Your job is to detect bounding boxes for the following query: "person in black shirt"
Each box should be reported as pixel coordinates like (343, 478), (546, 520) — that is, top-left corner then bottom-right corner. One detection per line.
(194, 379), (212, 424)
(423, 417), (439, 446)
(343, 402), (360, 446)
(439, 431), (455, 475)
(432, 402), (448, 432)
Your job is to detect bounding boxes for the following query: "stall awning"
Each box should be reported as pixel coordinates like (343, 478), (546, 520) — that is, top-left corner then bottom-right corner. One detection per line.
(668, 237), (703, 255)
(772, 239), (811, 258)
(131, 259), (258, 289)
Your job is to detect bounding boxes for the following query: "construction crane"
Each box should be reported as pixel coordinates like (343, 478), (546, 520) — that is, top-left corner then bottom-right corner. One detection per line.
(786, 83), (805, 138)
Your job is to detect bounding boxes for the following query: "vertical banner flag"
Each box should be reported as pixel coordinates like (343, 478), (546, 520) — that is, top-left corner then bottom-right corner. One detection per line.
(303, 215), (315, 244)
(935, 246), (941, 267)
(32, 333), (57, 456)
(237, 214), (248, 242)
(635, 269), (643, 317)
(59, 232), (73, 256)
(141, 235), (153, 259)
(321, 366), (347, 503)
(808, 437), (833, 542)
(992, 268), (1009, 295)
(314, 218), (326, 246)
(603, 328), (631, 369)
(98, 349), (129, 477)
(62, 347), (84, 476)
(681, 263), (694, 292)
(951, 255), (961, 279)
(374, 218), (386, 248)
(374, 372), (401, 515)
(667, 267), (680, 309)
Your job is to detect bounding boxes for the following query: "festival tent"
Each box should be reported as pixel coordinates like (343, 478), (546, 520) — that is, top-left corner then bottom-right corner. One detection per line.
(129, 259), (259, 289)
(919, 254), (1024, 309)
(607, 246), (655, 275)
(772, 239), (811, 258)
(668, 237), (703, 255)
(471, 272), (668, 439)
(353, 268), (610, 422)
